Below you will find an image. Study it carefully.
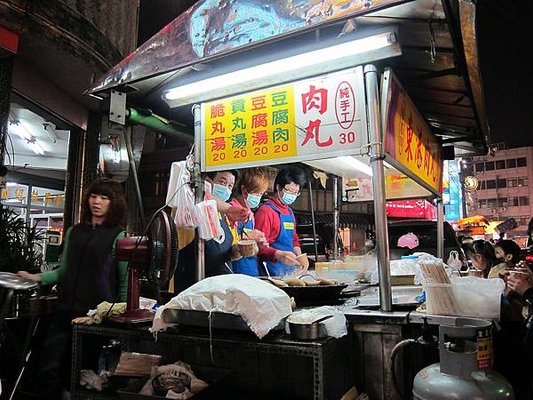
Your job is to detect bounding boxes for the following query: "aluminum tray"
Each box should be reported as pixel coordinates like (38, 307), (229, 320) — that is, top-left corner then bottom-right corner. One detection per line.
(162, 309), (284, 333)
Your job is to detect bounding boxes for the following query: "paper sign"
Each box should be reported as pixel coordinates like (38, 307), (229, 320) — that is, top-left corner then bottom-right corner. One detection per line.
(201, 67), (368, 171)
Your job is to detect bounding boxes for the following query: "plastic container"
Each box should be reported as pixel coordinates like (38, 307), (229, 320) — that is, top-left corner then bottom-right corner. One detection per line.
(424, 277), (504, 319)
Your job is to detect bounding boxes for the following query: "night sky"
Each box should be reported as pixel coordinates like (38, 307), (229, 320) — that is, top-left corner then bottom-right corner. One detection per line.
(138, 0), (533, 149)
(477, 1), (533, 148)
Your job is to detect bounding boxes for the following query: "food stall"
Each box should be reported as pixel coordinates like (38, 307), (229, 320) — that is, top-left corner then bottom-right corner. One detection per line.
(66, 1), (495, 399)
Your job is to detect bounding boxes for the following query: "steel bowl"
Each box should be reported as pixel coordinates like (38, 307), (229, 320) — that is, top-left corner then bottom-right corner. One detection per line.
(288, 315), (332, 341)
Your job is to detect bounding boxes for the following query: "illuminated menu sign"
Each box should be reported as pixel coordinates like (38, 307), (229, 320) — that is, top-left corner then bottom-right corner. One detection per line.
(201, 67), (368, 171)
(382, 69), (443, 194)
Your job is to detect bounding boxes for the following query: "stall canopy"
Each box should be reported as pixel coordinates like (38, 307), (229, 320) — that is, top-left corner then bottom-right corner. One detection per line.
(88, 0), (490, 157)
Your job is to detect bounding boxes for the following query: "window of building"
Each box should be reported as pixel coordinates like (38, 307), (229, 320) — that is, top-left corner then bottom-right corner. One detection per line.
(496, 178), (507, 188)
(506, 159), (516, 168)
(475, 162), (485, 172)
(508, 197), (519, 207)
(479, 180), (485, 190)
(486, 180), (496, 189)
(519, 197), (529, 206)
(517, 157), (527, 167)
(495, 160), (506, 169)
(518, 177), (528, 187)
(508, 178), (518, 187)
(498, 198), (508, 207)
(487, 198), (498, 208)
(485, 161), (495, 171)
(478, 199), (487, 208)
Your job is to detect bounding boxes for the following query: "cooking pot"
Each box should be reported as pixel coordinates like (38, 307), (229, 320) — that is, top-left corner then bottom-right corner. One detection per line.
(288, 315), (333, 340)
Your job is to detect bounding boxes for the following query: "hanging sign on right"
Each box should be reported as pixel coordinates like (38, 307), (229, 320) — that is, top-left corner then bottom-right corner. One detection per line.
(382, 68), (443, 195)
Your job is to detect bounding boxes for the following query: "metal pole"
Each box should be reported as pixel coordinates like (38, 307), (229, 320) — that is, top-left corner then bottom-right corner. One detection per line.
(193, 104), (205, 281)
(364, 64), (392, 311)
(124, 126), (146, 226)
(26, 184), (32, 224)
(436, 197), (444, 259)
(307, 178), (319, 261)
(333, 176), (339, 260)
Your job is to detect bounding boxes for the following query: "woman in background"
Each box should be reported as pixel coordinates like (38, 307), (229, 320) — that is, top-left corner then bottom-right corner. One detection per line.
(17, 177), (128, 399)
(229, 167), (269, 276)
(465, 239), (497, 278)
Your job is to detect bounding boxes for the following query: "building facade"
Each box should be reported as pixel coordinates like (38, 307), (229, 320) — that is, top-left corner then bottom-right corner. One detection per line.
(465, 144), (533, 239)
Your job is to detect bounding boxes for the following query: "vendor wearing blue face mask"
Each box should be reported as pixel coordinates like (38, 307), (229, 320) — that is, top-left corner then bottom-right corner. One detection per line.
(255, 166), (307, 277)
(229, 167), (269, 276)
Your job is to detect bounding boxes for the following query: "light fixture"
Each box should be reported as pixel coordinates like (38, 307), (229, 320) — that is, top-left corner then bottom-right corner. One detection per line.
(26, 138), (45, 155)
(43, 122), (58, 143)
(9, 120), (32, 141)
(162, 28), (400, 108)
(337, 156), (373, 177)
(305, 155), (373, 177)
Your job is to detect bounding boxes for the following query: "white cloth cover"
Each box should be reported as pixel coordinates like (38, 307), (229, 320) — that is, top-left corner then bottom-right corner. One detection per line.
(152, 275), (293, 339)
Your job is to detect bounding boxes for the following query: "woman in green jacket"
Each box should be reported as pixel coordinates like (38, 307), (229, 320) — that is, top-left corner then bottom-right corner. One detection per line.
(18, 177), (128, 399)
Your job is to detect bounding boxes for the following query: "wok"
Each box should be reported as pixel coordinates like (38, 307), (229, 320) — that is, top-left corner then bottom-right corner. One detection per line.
(278, 283), (348, 305)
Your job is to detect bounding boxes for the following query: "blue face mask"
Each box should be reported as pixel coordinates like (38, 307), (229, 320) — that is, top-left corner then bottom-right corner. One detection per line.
(212, 183), (232, 202)
(280, 191), (297, 205)
(245, 193), (261, 209)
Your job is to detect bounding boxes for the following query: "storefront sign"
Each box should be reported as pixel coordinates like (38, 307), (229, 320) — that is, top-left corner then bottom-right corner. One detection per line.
(201, 67), (368, 171)
(386, 199), (437, 219)
(343, 169), (432, 202)
(382, 69), (443, 194)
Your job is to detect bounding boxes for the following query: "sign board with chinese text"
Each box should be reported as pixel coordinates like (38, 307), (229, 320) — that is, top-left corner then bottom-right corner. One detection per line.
(382, 69), (443, 195)
(201, 67), (368, 171)
(0, 184), (65, 210)
(386, 199), (437, 219)
(342, 169), (432, 202)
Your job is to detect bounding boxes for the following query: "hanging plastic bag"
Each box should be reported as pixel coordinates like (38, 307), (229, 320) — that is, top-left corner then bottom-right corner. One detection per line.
(446, 250), (463, 271)
(196, 199), (223, 240)
(167, 161), (200, 229)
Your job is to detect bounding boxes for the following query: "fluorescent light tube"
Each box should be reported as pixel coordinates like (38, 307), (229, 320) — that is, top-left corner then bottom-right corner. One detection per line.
(162, 29), (399, 107)
(9, 121), (33, 140)
(337, 156), (373, 177)
(26, 139), (45, 155)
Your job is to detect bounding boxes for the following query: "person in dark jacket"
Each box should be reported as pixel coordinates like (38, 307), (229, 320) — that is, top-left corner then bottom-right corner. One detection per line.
(17, 177), (128, 399)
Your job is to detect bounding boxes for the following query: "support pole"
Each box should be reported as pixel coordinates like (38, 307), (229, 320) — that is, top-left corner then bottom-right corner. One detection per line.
(364, 64), (392, 311)
(193, 105), (205, 282)
(436, 198), (444, 259)
(307, 178), (319, 261)
(333, 176), (339, 260)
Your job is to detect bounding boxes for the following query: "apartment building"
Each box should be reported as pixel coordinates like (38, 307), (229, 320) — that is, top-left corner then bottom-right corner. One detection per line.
(465, 144), (533, 237)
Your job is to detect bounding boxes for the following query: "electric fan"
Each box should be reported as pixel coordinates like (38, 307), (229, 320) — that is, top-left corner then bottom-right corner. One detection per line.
(113, 209), (178, 323)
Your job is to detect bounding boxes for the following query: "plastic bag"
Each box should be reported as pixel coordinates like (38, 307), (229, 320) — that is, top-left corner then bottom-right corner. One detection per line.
(446, 250), (463, 271)
(424, 276), (504, 319)
(196, 199), (223, 240)
(285, 306), (348, 338)
(167, 161), (199, 229)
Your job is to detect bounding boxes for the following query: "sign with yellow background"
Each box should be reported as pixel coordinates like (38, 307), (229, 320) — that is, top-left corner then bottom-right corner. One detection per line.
(382, 69), (443, 194)
(201, 67), (367, 171)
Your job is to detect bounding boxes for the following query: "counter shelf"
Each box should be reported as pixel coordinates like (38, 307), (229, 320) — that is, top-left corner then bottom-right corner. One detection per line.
(71, 322), (352, 400)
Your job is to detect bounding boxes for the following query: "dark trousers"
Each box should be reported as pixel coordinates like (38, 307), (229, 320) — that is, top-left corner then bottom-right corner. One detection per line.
(493, 321), (533, 400)
(38, 311), (76, 399)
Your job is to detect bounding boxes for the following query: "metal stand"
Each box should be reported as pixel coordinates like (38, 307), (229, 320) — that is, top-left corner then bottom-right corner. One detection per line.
(71, 324), (351, 400)
(0, 274), (39, 399)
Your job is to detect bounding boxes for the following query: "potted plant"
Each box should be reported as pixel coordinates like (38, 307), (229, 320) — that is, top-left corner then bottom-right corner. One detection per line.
(0, 204), (43, 274)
